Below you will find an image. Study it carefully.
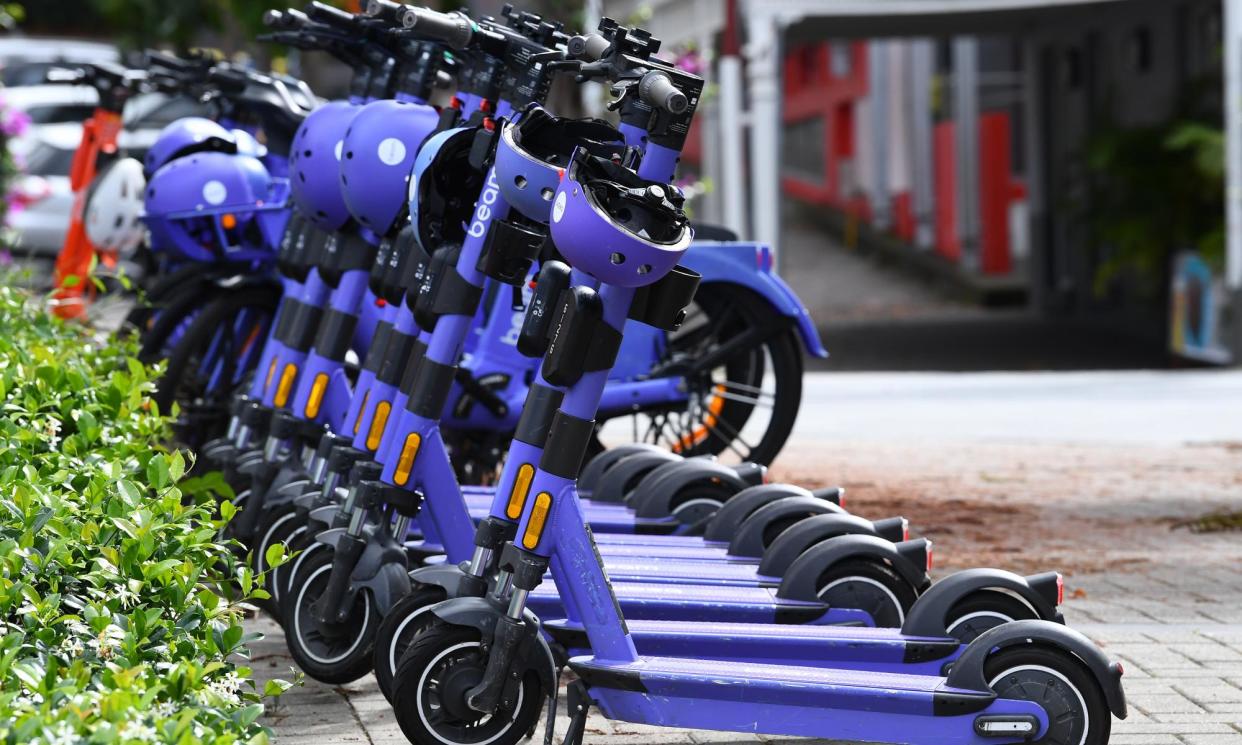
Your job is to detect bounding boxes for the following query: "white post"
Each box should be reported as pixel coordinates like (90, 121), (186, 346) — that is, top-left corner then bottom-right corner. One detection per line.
(952, 36), (981, 273)
(744, 5), (782, 259)
(718, 55), (748, 237)
(1226, 0), (1242, 292)
(1224, 0), (1242, 359)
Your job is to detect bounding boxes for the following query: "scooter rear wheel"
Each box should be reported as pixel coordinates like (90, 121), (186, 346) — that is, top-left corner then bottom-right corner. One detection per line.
(392, 622), (544, 745)
(945, 590), (1039, 643)
(284, 549), (379, 684)
(373, 584), (449, 702)
(984, 646), (1111, 745)
(817, 559), (918, 628)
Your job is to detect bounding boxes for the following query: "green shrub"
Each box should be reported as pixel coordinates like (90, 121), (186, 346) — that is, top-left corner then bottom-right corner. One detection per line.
(0, 286), (290, 744)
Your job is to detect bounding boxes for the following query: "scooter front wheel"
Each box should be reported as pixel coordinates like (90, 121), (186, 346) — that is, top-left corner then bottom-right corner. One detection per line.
(985, 646), (1111, 745)
(817, 559), (918, 628)
(373, 584), (449, 702)
(392, 622), (545, 745)
(251, 502), (304, 617)
(284, 549), (379, 684)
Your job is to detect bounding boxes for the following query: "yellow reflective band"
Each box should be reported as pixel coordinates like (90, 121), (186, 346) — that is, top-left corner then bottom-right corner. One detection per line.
(522, 492), (553, 549)
(353, 391), (370, 434)
(305, 373), (329, 418)
(506, 464), (535, 520)
(274, 364), (298, 407)
(394, 433), (421, 486)
(366, 401), (392, 452)
(265, 357), (278, 391)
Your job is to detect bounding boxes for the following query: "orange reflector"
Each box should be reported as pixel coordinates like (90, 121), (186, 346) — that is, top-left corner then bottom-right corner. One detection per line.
(522, 492), (552, 549)
(672, 384), (727, 453)
(305, 373), (329, 418)
(506, 464), (535, 520)
(265, 356), (278, 391)
(394, 433), (421, 486)
(274, 364), (298, 407)
(367, 401), (392, 451)
(221, 213), (237, 230)
(354, 390), (370, 434)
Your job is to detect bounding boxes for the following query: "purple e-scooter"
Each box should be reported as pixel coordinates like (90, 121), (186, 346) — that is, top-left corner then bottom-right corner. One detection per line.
(387, 31), (1127, 743)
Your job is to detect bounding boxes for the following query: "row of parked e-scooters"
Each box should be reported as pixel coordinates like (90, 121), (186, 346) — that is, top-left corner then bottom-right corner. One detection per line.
(66, 2), (1127, 743)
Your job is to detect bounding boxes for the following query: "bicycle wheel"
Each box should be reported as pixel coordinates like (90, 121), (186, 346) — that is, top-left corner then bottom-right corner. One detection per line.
(598, 284), (804, 466)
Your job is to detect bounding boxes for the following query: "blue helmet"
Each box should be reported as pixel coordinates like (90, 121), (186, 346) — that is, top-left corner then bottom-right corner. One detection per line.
(144, 117), (237, 176)
(339, 99), (439, 236)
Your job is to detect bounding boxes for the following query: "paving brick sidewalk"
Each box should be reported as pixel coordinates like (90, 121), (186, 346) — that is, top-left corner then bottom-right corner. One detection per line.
(248, 564), (1242, 745)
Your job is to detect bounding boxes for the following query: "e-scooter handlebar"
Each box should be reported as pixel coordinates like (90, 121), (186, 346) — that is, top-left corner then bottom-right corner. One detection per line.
(398, 6), (474, 50)
(639, 70), (687, 115)
(567, 33), (609, 62)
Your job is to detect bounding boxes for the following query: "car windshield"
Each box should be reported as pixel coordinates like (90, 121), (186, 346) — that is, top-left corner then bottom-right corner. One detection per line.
(24, 140), (75, 177)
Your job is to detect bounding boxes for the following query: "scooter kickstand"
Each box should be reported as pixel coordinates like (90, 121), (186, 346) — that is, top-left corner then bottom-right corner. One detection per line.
(560, 680), (591, 745)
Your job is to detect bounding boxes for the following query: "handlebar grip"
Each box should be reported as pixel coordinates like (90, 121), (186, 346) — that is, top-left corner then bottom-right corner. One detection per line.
(567, 33), (609, 62)
(305, 1), (357, 29)
(400, 7), (473, 50)
(146, 50), (190, 70)
(365, 0), (403, 22)
(263, 9), (289, 29)
(208, 67), (250, 93)
(639, 71), (688, 115)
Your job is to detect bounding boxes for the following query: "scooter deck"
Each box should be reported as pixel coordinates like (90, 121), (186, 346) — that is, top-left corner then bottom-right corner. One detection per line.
(543, 617), (957, 674)
(528, 580), (872, 625)
(600, 557), (772, 586)
(571, 654), (1042, 744)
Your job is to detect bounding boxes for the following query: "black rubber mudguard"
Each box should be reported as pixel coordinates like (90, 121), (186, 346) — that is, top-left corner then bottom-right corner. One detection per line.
(590, 451), (682, 503)
(728, 497), (844, 559)
(901, 569), (1064, 638)
(946, 619), (1127, 719)
(628, 460), (750, 518)
(757, 513), (897, 576)
(579, 443), (670, 494)
(777, 535), (932, 602)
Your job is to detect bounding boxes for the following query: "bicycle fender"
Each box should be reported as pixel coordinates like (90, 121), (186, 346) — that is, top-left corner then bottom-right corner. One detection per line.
(681, 242), (827, 358)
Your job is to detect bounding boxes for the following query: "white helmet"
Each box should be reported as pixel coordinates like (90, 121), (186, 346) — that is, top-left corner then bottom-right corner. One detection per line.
(84, 157), (147, 255)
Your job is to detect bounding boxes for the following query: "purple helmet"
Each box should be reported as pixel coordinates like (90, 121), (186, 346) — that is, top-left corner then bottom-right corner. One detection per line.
(231, 129), (268, 160)
(289, 100), (359, 232)
(495, 108), (624, 224)
(144, 151), (289, 264)
(339, 99), (439, 236)
(144, 117), (238, 176)
(550, 149), (692, 288)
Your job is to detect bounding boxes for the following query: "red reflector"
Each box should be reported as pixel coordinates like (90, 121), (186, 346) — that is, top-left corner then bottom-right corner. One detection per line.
(902, 518), (910, 542)
(451, 97), (463, 110)
(1056, 573), (1064, 605)
(1116, 662), (1125, 676)
(837, 489), (846, 509)
(528, 280), (537, 290)
(925, 541), (934, 571)
(479, 99), (493, 113)
(483, 117), (495, 132)
(376, 298), (387, 308)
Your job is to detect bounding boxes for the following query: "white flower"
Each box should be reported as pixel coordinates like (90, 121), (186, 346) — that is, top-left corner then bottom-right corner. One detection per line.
(87, 624), (126, 658)
(119, 721), (159, 743)
(215, 671), (242, 695)
(37, 721), (78, 745)
(151, 701), (178, 720)
(59, 636), (84, 658)
(115, 585), (138, 609)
